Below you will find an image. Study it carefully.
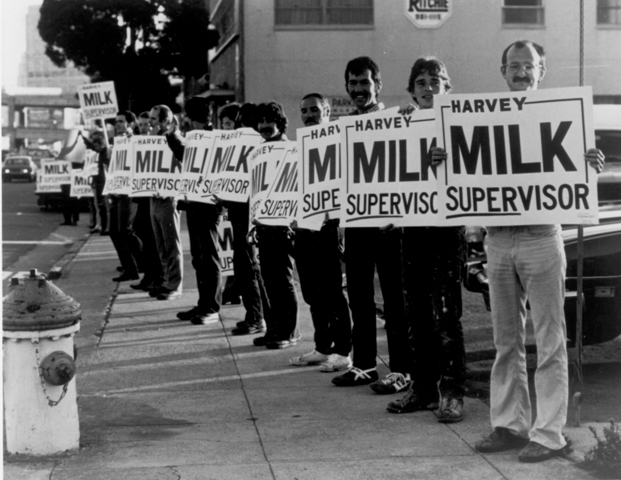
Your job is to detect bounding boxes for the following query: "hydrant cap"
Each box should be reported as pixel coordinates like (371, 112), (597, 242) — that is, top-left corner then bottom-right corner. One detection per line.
(2, 270), (81, 332)
(40, 351), (77, 386)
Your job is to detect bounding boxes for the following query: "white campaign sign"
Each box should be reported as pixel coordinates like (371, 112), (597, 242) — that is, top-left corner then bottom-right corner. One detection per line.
(39, 159), (71, 185)
(131, 135), (181, 198)
(434, 86), (598, 226)
(70, 169), (93, 198)
(77, 81), (118, 120)
(297, 120), (343, 231)
(103, 137), (133, 195)
(206, 128), (262, 203)
(217, 216), (235, 277)
(339, 107), (439, 227)
(249, 142), (294, 226)
(177, 130), (217, 204)
(35, 169), (61, 193)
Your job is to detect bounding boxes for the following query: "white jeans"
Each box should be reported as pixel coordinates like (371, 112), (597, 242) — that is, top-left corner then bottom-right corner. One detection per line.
(486, 225), (568, 450)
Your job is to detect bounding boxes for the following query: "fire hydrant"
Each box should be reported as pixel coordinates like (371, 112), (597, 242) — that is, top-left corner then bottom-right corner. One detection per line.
(3, 269), (81, 455)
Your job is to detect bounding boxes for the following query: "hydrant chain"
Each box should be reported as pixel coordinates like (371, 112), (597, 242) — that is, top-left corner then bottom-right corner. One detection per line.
(33, 339), (69, 407)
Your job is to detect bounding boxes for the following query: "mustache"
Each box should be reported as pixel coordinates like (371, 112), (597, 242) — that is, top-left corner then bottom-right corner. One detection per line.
(512, 76), (531, 83)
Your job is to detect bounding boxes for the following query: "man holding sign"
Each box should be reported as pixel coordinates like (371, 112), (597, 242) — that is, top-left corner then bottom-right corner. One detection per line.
(289, 93), (352, 372)
(434, 40), (604, 463)
(332, 57), (411, 393)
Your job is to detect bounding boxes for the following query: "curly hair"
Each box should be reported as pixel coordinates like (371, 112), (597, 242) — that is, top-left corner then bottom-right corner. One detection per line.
(255, 102), (288, 134)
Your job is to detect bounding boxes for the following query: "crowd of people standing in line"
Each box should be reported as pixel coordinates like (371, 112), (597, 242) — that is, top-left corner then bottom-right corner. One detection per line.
(77, 38), (605, 465)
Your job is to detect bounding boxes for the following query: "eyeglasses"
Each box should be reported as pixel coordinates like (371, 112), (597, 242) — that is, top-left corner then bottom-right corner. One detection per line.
(504, 63), (541, 74)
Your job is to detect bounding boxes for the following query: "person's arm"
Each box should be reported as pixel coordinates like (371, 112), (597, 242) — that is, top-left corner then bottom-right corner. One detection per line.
(165, 128), (186, 162)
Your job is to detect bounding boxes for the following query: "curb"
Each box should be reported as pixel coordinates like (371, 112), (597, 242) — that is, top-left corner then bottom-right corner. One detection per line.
(47, 233), (92, 280)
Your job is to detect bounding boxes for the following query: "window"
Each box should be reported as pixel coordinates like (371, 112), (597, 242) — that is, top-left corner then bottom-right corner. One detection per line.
(502, 0), (544, 26)
(598, 0), (621, 25)
(275, 0), (373, 28)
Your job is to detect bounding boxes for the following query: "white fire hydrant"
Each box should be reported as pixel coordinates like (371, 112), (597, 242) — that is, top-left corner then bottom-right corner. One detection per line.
(3, 269), (81, 455)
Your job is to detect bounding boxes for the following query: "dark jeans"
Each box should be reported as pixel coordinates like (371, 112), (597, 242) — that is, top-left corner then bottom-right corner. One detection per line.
(345, 227), (409, 373)
(258, 226), (298, 340)
(133, 198), (163, 287)
(108, 195), (143, 277)
(402, 226), (467, 398)
(295, 222), (351, 356)
(60, 184), (79, 223)
(186, 202), (221, 314)
(228, 202), (269, 324)
(150, 197), (183, 292)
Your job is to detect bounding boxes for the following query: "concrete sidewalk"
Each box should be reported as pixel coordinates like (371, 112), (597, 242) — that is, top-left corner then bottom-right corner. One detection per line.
(3, 231), (606, 480)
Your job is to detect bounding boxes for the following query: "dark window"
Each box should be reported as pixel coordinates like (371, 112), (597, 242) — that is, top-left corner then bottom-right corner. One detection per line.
(275, 0), (373, 27)
(598, 0), (621, 25)
(502, 0), (544, 25)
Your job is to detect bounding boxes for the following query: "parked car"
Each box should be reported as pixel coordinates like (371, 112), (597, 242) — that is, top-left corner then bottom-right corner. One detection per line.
(594, 104), (621, 203)
(463, 206), (621, 347)
(2, 156), (37, 182)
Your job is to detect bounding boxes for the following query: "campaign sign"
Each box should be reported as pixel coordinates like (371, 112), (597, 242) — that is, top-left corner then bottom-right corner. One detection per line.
(39, 159), (71, 185)
(339, 107), (439, 227)
(435, 86), (598, 226)
(82, 150), (99, 178)
(217, 216), (235, 277)
(177, 130), (216, 203)
(249, 142), (294, 226)
(35, 168), (61, 193)
(207, 128), (262, 203)
(297, 120), (343, 230)
(103, 137), (133, 195)
(70, 169), (93, 198)
(131, 135), (181, 198)
(77, 81), (118, 120)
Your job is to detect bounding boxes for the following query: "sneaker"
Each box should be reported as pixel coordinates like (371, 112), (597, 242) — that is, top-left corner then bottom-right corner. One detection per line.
(332, 367), (378, 386)
(369, 372), (411, 395)
(191, 312), (220, 325)
(232, 320), (266, 335)
(475, 428), (529, 453)
(289, 350), (329, 366)
(157, 290), (182, 301)
(148, 286), (165, 297)
(386, 388), (439, 414)
(253, 334), (273, 347)
(112, 272), (140, 282)
(437, 397), (464, 423)
(518, 441), (564, 463)
(319, 354), (352, 372)
(265, 334), (301, 350)
(177, 307), (202, 321)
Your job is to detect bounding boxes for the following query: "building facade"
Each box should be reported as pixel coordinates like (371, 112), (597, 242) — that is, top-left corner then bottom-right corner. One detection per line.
(20, 5), (90, 93)
(209, 0), (621, 136)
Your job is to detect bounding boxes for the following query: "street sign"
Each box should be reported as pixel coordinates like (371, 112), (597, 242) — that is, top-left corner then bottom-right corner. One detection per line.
(77, 81), (118, 120)
(404, 0), (452, 29)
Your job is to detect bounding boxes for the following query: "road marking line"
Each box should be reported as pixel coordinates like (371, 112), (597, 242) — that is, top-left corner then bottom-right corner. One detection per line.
(2, 241), (70, 245)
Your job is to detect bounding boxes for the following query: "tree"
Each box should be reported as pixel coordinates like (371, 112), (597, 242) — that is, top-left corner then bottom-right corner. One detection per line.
(38, 0), (219, 114)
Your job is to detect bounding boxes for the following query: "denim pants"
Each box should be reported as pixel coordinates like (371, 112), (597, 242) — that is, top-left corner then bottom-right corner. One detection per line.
(150, 197), (183, 293)
(345, 227), (409, 373)
(258, 226), (298, 341)
(186, 202), (221, 314)
(109, 195), (143, 277)
(295, 222), (351, 357)
(402, 226), (466, 398)
(486, 225), (568, 450)
(228, 202), (269, 325)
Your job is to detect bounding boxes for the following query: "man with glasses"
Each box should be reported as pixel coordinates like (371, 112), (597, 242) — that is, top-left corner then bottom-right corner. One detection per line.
(434, 40), (605, 463)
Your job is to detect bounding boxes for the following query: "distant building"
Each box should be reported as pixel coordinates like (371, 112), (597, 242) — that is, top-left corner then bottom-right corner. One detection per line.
(19, 5), (89, 93)
(208, 0), (621, 136)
